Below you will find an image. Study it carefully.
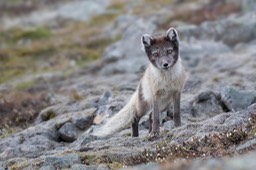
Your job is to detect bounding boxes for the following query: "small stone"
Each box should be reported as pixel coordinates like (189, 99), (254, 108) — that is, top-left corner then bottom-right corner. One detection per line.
(42, 153), (81, 168)
(58, 122), (81, 142)
(236, 138), (256, 152)
(39, 165), (56, 170)
(71, 164), (97, 170)
(75, 115), (95, 131)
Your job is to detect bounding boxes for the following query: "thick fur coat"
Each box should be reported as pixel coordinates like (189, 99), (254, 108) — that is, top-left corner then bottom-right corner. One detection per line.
(93, 27), (186, 138)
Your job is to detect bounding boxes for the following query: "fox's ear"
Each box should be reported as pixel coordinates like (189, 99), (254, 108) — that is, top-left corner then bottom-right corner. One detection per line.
(141, 34), (153, 47)
(166, 27), (179, 42)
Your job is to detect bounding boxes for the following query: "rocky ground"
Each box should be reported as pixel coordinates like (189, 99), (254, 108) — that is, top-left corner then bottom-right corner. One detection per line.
(0, 0), (256, 169)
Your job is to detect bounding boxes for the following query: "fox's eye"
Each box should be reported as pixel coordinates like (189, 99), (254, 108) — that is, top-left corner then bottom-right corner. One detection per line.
(152, 52), (159, 57)
(167, 49), (172, 54)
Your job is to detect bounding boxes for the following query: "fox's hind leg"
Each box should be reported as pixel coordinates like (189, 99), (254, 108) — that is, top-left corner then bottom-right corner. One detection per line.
(148, 112), (152, 133)
(132, 116), (140, 137)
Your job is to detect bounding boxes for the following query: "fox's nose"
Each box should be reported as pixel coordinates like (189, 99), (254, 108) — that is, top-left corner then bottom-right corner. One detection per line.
(163, 63), (169, 68)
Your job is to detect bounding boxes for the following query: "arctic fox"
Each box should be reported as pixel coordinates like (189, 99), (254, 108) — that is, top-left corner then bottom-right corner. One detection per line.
(93, 27), (186, 138)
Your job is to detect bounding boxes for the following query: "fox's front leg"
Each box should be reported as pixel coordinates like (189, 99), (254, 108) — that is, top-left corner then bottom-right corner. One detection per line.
(149, 100), (160, 138)
(173, 91), (181, 127)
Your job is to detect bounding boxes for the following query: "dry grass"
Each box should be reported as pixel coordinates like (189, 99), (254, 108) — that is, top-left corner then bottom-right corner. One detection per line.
(0, 16), (120, 83)
(159, 0), (241, 29)
(132, 0), (175, 16)
(0, 0), (71, 17)
(0, 90), (49, 137)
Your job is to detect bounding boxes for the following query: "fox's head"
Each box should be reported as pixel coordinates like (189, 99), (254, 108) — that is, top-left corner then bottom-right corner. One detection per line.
(141, 27), (179, 70)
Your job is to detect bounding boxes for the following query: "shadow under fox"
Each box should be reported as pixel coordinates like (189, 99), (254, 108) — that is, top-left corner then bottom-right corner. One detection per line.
(93, 27), (187, 138)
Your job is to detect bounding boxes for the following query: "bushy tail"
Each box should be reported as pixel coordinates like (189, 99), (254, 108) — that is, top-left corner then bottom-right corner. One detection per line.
(92, 93), (137, 137)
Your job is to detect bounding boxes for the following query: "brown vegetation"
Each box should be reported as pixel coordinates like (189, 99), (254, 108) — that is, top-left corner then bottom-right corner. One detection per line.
(0, 90), (49, 137)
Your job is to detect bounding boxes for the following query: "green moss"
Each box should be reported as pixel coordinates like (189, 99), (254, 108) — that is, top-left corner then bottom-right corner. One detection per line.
(0, 27), (51, 44)
(7, 159), (30, 170)
(80, 154), (97, 165)
(212, 76), (220, 82)
(0, 65), (26, 84)
(107, 0), (126, 12)
(108, 162), (125, 170)
(69, 89), (84, 101)
(15, 80), (35, 90)
(0, 0), (27, 4)
(70, 36), (121, 66)
(0, 11), (121, 84)
(75, 49), (101, 66)
(14, 46), (55, 57)
(14, 27), (51, 40)
(88, 13), (118, 26)
(0, 127), (17, 139)
(42, 110), (56, 121)
(145, 0), (175, 6)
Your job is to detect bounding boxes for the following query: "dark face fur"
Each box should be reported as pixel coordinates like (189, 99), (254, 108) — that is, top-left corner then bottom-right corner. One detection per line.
(141, 28), (179, 70)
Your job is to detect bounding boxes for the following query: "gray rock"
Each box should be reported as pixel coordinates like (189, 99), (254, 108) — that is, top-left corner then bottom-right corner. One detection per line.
(39, 165), (56, 170)
(101, 18), (156, 74)
(74, 115), (95, 131)
(189, 87), (256, 117)
(55, 0), (110, 21)
(139, 111), (169, 131)
(70, 133), (99, 150)
(3, 0), (111, 28)
(0, 122), (60, 161)
(101, 57), (147, 74)
(183, 76), (202, 93)
(178, 13), (256, 46)
(189, 151), (256, 170)
(0, 100), (96, 160)
(180, 40), (230, 67)
(236, 138), (256, 152)
(0, 108), (97, 160)
(95, 94), (130, 125)
(162, 120), (175, 131)
(74, 136), (148, 164)
(42, 153), (81, 168)
(2, 157), (38, 170)
(71, 108), (97, 131)
(122, 163), (159, 170)
(71, 164), (110, 170)
(190, 90), (226, 117)
(97, 91), (112, 106)
(36, 100), (96, 123)
(222, 87), (256, 111)
(242, 0), (256, 12)
(105, 15), (137, 39)
(0, 145), (50, 161)
(58, 122), (81, 142)
(71, 164), (95, 170)
(97, 164), (111, 170)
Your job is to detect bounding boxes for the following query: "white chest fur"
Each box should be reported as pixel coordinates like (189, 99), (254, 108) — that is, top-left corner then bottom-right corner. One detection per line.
(151, 59), (184, 92)
(141, 59), (185, 111)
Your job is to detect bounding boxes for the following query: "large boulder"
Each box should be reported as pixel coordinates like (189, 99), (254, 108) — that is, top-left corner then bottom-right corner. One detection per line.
(178, 13), (256, 46)
(101, 17), (156, 74)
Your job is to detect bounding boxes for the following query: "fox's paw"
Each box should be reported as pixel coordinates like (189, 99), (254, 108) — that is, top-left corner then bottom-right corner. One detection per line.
(147, 131), (160, 140)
